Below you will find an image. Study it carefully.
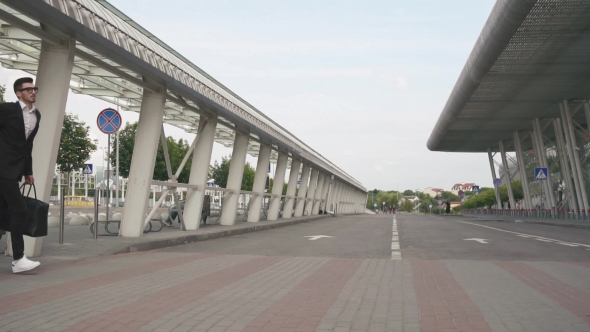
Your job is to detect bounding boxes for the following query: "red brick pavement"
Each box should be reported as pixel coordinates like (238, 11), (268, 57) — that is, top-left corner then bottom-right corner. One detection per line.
(572, 261), (590, 269)
(0, 252), (152, 281)
(410, 260), (492, 332)
(242, 258), (362, 332)
(496, 261), (590, 324)
(0, 253), (213, 315)
(64, 256), (285, 332)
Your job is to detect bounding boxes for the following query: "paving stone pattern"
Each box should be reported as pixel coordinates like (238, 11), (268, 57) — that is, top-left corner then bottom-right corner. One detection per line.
(0, 253), (588, 331)
(1, 213), (589, 331)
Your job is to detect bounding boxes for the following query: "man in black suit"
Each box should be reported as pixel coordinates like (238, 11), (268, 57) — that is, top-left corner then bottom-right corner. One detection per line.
(0, 77), (41, 273)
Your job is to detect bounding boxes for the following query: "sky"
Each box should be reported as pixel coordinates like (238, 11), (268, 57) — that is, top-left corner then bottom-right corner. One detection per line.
(0, 0), (498, 192)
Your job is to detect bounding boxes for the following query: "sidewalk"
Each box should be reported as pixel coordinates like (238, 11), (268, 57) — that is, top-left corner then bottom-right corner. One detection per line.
(463, 213), (590, 229)
(1, 214), (332, 266)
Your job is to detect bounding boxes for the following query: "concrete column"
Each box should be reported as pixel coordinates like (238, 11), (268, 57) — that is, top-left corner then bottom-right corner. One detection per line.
(349, 189), (354, 213)
(183, 116), (217, 230)
(499, 141), (516, 209)
(320, 174), (331, 213)
(312, 173), (326, 215)
(294, 163), (311, 217)
(220, 132), (250, 226)
(341, 185), (348, 214)
(552, 121), (577, 210)
(533, 119), (557, 208)
(23, 38), (75, 257)
(121, 82), (166, 237)
(282, 158), (301, 219)
(267, 151), (288, 220)
(324, 176), (333, 212)
(305, 169), (319, 216)
(247, 144), (272, 222)
(329, 180), (339, 212)
(561, 102), (590, 214)
(513, 131), (534, 209)
(356, 191), (363, 213)
(33, 39), (75, 201)
(334, 181), (343, 214)
(345, 187), (351, 213)
(487, 149), (502, 209)
(318, 173), (329, 213)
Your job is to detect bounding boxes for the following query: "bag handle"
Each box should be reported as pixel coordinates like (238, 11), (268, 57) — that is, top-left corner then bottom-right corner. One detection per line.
(20, 183), (37, 199)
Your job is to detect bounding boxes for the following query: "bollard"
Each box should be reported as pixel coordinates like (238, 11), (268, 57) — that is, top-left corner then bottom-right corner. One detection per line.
(94, 190), (99, 240)
(59, 188), (65, 244)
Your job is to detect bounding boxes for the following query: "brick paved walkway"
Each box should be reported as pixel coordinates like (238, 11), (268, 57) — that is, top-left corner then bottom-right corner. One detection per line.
(0, 253), (589, 332)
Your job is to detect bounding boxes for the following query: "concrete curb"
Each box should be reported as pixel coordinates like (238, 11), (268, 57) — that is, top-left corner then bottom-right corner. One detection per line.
(104, 214), (333, 255)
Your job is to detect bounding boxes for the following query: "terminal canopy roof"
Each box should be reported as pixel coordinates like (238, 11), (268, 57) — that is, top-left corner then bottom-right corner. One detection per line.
(427, 0), (590, 152)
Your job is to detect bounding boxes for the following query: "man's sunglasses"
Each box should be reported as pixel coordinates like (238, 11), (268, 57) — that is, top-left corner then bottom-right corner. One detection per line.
(18, 87), (39, 93)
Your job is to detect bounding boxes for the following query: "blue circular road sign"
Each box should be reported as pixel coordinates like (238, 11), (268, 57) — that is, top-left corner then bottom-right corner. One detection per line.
(97, 108), (122, 134)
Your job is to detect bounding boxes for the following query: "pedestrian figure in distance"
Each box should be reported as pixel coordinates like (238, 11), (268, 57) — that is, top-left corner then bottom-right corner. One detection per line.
(446, 201), (451, 214)
(0, 77), (42, 273)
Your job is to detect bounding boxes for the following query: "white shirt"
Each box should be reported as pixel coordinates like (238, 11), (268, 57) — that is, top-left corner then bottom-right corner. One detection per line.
(19, 100), (37, 139)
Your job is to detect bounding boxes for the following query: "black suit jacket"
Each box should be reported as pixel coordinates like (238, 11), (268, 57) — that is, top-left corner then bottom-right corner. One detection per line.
(0, 101), (41, 181)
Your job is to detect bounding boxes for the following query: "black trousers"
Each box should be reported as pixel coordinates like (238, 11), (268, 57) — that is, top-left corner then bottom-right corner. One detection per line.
(0, 178), (26, 260)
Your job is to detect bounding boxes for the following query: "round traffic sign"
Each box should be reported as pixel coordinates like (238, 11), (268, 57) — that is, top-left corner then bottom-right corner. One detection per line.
(438, 200), (442, 205)
(97, 108), (122, 134)
(458, 190), (464, 197)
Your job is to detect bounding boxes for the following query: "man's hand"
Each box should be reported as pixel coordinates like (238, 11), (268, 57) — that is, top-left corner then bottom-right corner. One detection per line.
(24, 175), (34, 185)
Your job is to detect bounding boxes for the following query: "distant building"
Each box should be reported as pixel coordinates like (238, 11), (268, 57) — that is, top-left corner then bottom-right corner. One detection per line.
(451, 183), (476, 195)
(423, 187), (443, 198)
(450, 201), (462, 209)
(399, 196), (419, 204)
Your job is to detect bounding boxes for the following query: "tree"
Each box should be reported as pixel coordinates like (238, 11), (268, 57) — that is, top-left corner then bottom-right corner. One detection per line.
(268, 178), (288, 195)
(209, 156), (256, 191)
(403, 190), (415, 196)
(57, 114), (97, 174)
(110, 122), (193, 183)
(401, 199), (415, 213)
(440, 191), (460, 202)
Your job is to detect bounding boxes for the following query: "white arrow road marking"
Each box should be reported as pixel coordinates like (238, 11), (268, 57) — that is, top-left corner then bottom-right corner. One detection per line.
(304, 235), (333, 241)
(459, 221), (590, 249)
(464, 238), (489, 244)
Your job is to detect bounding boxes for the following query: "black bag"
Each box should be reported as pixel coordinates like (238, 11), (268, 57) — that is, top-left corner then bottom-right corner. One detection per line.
(20, 184), (48, 237)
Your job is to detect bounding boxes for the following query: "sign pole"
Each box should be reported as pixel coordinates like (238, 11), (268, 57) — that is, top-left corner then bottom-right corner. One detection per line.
(107, 133), (110, 221)
(116, 130), (120, 207)
(97, 107), (122, 218)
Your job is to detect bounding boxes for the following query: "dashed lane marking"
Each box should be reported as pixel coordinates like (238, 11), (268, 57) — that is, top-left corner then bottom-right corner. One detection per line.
(392, 215), (401, 260)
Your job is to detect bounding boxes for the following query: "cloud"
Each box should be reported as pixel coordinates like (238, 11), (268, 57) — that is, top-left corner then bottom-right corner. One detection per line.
(395, 77), (408, 90)
(374, 165), (384, 171)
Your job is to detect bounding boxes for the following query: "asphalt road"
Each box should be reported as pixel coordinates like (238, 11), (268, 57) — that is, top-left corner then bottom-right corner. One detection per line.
(399, 213), (590, 261)
(158, 214), (393, 258)
(158, 213), (590, 262)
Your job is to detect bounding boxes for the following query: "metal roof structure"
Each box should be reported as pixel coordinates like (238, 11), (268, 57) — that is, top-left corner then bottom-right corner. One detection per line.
(0, 0), (365, 191)
(427, 0), (590, 153)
